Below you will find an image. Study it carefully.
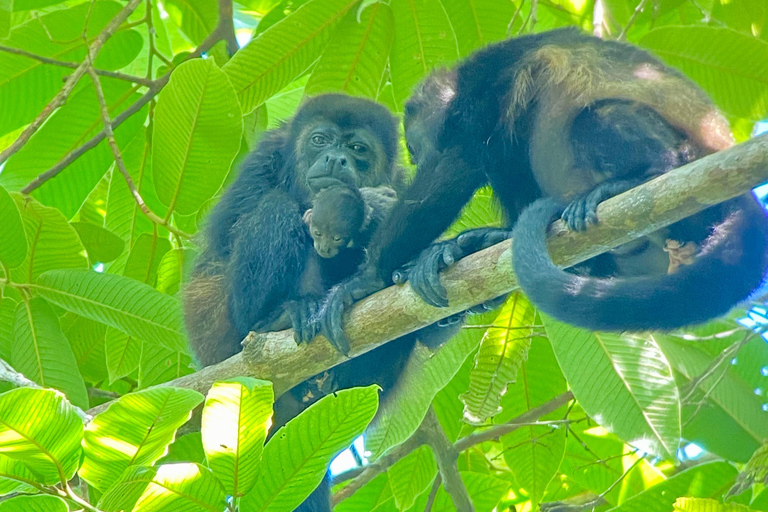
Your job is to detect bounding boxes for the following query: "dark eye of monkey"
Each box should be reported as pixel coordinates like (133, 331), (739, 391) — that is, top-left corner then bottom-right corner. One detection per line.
(349, 143), (368, 153)
(313, 229), (322, 237)
(334, 236), (341, 242)
(311, 134), (328, 146)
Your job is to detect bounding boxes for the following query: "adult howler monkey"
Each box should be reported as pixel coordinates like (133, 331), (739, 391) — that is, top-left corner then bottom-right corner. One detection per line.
(315, 28), (768, 347)
(184, 94), (464, 512)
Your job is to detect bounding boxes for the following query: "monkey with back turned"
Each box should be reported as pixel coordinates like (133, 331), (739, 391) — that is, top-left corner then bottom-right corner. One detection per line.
(314, 28), (768, 347)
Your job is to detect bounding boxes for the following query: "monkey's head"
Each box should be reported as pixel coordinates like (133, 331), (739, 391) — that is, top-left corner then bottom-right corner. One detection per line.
(290, 94), (402, 195)
(404, 69), (457, 167)
(304, 185), (365, 258)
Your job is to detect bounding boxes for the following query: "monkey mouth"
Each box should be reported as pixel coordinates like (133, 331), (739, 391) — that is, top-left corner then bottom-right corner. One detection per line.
(306, 176), (348, 193)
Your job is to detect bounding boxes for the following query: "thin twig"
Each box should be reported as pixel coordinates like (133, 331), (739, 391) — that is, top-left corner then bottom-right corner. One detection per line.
(681, 332), (752, 404)
(85, 61), (191, 239)
(424, 476), (442, 511)
(617, 0), (650, 40)
(421, 408), (473, 511)
(0, 0), (144, 166)
(0, 44), (154, 86)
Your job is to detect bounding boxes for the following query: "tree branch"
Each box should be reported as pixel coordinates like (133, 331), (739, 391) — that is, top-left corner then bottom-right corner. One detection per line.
(86, 134), (768, 416)
(421, 408), (473, 511)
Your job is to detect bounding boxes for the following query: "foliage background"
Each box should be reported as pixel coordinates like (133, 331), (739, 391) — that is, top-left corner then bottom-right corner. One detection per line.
(0, 0), (767, 510)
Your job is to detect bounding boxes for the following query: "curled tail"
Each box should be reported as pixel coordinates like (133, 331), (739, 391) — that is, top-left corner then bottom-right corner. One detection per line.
(512, 195), (768, 331)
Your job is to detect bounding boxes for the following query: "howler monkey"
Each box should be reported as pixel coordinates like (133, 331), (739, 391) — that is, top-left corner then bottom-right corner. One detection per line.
(184, 94), (464, 512)
(315, 27), (768, 347)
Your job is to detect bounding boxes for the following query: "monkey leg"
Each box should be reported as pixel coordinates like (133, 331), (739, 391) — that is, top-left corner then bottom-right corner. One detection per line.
(560, 178), (643, 232)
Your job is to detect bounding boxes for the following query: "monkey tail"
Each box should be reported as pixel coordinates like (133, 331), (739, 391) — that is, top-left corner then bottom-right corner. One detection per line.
(512, 195), (768, 331)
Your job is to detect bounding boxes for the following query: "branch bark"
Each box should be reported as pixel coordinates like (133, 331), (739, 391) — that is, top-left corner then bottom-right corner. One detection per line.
(87, 133), (768, 417)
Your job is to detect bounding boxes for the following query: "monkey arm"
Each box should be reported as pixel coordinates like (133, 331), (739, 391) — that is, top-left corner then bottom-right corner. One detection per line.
(227, 190), (310, 337)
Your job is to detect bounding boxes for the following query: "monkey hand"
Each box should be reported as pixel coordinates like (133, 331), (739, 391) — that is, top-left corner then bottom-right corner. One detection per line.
(393, 228), (512, 308)
(311, 268), (386, 355)
(287, 298), (323, 346)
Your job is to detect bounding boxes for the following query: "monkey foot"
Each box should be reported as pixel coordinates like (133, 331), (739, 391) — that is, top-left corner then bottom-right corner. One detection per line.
(664, 239), (698, 274)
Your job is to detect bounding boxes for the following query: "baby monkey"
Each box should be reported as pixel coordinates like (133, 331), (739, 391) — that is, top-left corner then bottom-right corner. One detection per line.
(304, 185), (397, 258)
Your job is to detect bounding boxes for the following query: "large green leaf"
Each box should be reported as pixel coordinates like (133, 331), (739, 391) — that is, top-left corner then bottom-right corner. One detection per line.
(201, 378), (274, 497)
(639, 27), (768, 119)
(0, 185), (26, 269)
(98, 463), (226, 512)
(33, 269), (186, 351)
(334, 472), (392, 512)
(80, 387), (204, 491)
(461, 293), (534, 423)
(608, 461), (737, 512)
(71, 222), (125, 264)
(440, 0), (516, 57)
(105, 327), (142, 383)
(0, 0), (9, 38)
(673, 498), (751, 512)
(387, 445), (437, 510)
(498, 337), (568, 510)
(366, 326), (485, 459)
(163, 0), (218, 45)
(431, 472), (510, 512)
(0, 495), (67, 512)
(241, 385), (379, 512)
(0, 388), (83, 486)
(655, 334), (768, 462)
(0, 299), (16, 362)
(265, 75), (309, 129)
(0, 1), (142, 137)
(138, 343), (194, 388)
(9, 195), (87, 284)
(65, 316), (108, 383)
(388, 0), (459, 109)
(223, 0), (359, 114)
(122, 232), (172, 286)
(12, 298), (88, 409)
(153, 59), (243, 216)
(155, 249), (189, 295)
(304, 2), (395, 98)
(0, 79), (146, 218)
(544, 317), (681, 458)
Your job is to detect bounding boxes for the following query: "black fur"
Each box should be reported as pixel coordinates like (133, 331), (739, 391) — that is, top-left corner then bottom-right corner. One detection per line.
(316, 28), (768, 348)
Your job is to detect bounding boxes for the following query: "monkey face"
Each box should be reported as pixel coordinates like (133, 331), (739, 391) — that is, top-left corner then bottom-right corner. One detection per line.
(309, 223), (352, 258)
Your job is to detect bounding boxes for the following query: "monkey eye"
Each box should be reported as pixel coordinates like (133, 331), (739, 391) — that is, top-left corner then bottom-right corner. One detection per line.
(349, 143), (367, 153)
(311, 134), (327, 145)
(313, 230), (322, 237)
(334, 236), (342, 242)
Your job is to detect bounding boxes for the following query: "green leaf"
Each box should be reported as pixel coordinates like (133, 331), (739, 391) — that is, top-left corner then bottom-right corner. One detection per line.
(71, 222), (125, 264)
(12, 299), (88, 409)
(388, 0), (459, 109)
(304, 2), (395, 98)
(98, 463), (226, 512)
(0, 2), (142, 137)
(0, 454), (39, 496)
(223, 0), (359, 114)
(153, 59), (243, 216)
(122, 232), (172, 286)
(441, 0), (516, 56)
(155, 249), (188, 295)
(9, 195), (87, 284)
(0, 79), (146, 218)
(80, 387), (204, 491)
(498, 336), (567, 509)
(388, 445), (437, 510)
(0, 0), (9, 38)
(461, 293), (534, 423)
(105, 327), (142, 382)
(0, 495), (67, 512)
(265, 75), (309, 129)
(201, 378), (273, 497)
(673, 498), (751, 512)
(544, 317), (681, 458)
(33, 269), (187, 352)
(655, 335), (768, 462)
(0, 299), (16, 362)
(138, 343), (194, 388)
(163, 0), (218, 45)
(335, 472), (392, 512)
(728, 443), (768, 499)
(0, 185), (25, 269)
(431, 472), (510, 512)
(366, 327), (485, 459)
(639, 27), (768, 119)
(65, 316), (108, 383)
(443, 187), (503, 239)
(157, 432), (205, 465)
(608, 461), (738, 512)
(241, 385), (379, 512)
(0, 388), (83, 486)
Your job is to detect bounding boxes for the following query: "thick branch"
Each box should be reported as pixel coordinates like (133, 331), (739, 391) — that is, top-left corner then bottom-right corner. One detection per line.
(87, 134), (768, 416)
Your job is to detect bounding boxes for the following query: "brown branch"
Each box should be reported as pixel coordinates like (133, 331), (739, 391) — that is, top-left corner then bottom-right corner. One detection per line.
(0, 0), (144, 166)
(85, 63), (191, 239)
(0, 45), (155, 86)
(421, 408), (473, 511)
(424, 476), (442, 511)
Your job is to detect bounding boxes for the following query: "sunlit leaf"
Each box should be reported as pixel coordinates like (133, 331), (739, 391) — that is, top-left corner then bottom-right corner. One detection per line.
(223, 0), (358, 114)
(0, 299), (16, 362)
(0, 388), (83, 485)
(155, 249), (188, 295)
(138, 343), (194, 388)
(157, 432), (205, 465)
(0, 185), (26, 269)
(65, 316), (108, 383)
(71, 222), (125, 264)
(105, 327), (141, 383)
(202, 378), (273, 497)
(334, 472), (392, 512)
(0, 495), (67, 512)
(33, 269), (186, 352)
(673, 498), (751, 512)
(80, 387), (204, 491)
(544, 317), (680, 458)
(163, 0), (217, 45)
(153, 59), (242, 216)
(388, 445), (437, 510)
(98, 463), (226, 512)
(728, 443), (768, 498)
(241, 385), (379, 512)
(0, 454), (39, 497)
(0, 0), (9, 38)
(122, 232), (172, 286)
(441, 0), (516, 56)
(12, 298), (88, 409)
(431, 472), (510, 512)
(304, 3), (395, 98)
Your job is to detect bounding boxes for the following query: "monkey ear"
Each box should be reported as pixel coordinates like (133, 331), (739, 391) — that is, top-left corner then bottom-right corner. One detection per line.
(303, 209), (312, 225)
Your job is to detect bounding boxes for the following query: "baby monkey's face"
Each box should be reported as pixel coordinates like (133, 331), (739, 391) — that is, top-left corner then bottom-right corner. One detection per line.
(308, 220), (353, 258)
